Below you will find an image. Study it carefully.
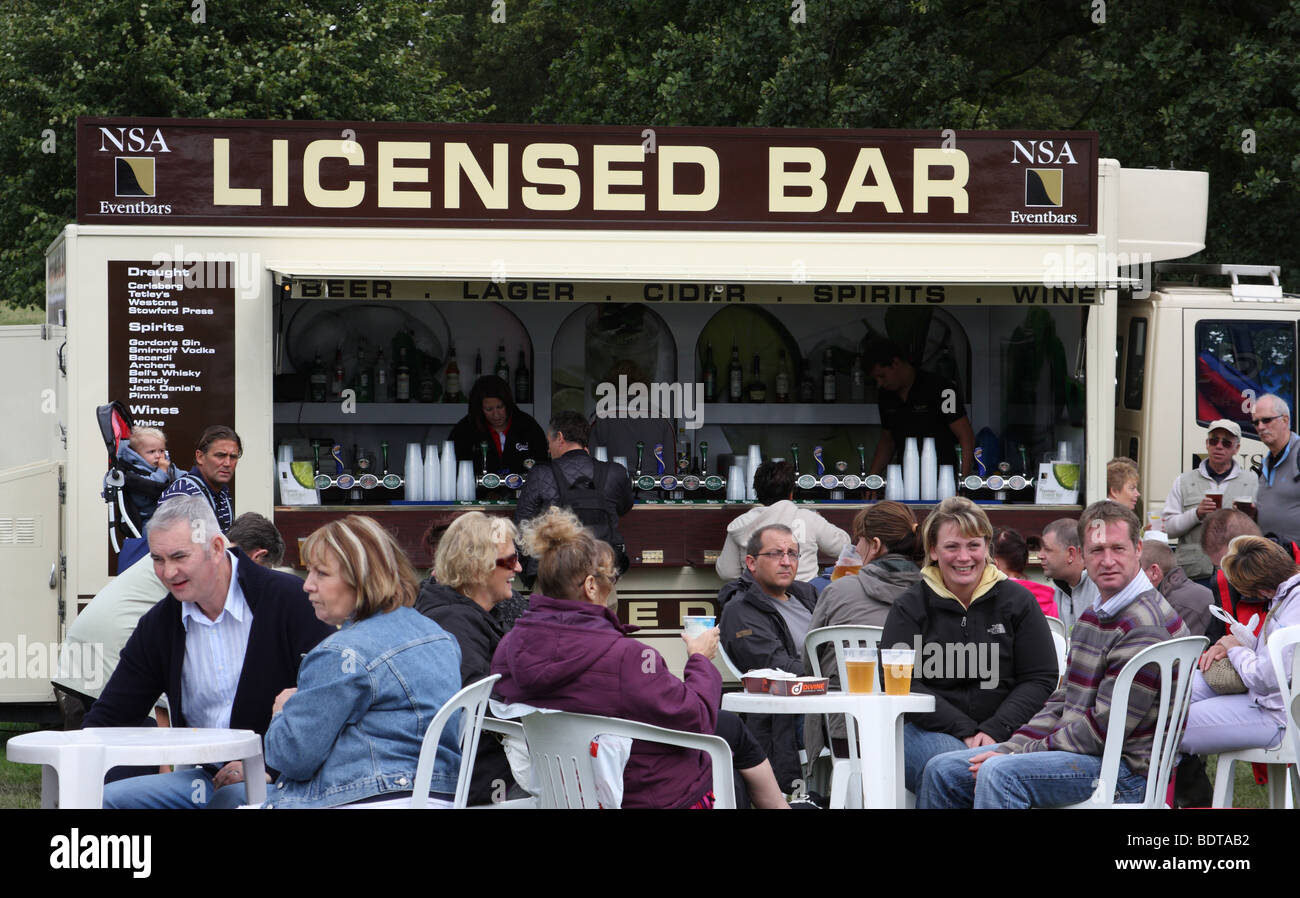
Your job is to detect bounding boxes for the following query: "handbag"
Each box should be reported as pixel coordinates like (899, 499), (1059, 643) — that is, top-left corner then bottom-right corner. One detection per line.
(1202, 656), (1246, 694)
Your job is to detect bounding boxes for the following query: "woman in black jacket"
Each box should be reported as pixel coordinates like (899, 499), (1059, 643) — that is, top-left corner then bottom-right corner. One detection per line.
(449, 376), (548, 477)
(881, 497), (1058, 793)
(415, 511), (526, 805)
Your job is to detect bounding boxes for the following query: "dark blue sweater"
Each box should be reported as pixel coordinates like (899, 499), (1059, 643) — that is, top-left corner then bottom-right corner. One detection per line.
(84, 548), (332, 736)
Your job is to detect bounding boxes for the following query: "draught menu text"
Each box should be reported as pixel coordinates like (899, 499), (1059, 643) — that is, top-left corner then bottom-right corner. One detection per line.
(106, 260), (236, 480)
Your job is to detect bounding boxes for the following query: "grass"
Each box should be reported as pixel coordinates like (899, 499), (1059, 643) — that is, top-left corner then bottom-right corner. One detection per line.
(0, 724), (43, 809)
(1204, 754), (1271, 809)
(0, 301), (44, 326)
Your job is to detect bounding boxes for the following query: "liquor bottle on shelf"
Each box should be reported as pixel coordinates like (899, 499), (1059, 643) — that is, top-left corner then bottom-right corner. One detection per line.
(494, 341), (509, 382)
(374, 349), (389, 402)
(703, 343), (717, 402)
(727, 344), (743, 402)
(799, 360), (816, 403)
(356, 342), (372, 403)
(745, 353), (766, 403)
(822, 348), (836, 403)
(514, 349), (530, 403)
(850, 353), (866, 403)
(443, 345), (462, 402)
(330, 347), (345, 400)
(309, 353), (327, 403)
(774, 349), (791, 402)
(418, 359), (437, 403)
(395, 347), (411, 403)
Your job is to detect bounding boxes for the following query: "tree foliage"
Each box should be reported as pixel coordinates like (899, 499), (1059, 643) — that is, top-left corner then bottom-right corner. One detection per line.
(3, 0), (1299, 304)
(0, 0), (487, 307)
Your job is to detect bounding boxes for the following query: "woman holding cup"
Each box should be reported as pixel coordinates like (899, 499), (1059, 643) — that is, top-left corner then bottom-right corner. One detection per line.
(880, 497), (1058, 793)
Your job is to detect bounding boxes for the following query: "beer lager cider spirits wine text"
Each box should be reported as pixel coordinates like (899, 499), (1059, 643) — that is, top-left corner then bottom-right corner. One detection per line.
(443, 346), (461, 403)
(395, 348), (411, 403)
(822, 348), (836, 403)
(728, 344), (743, 402)
(775, 349), (791, 402)
(514, 349), (530, 403)
(746, 353), (766, 403)
(703, 343), (717, 401)
(309, 354), (327, 402)
(495, 340), (509, 382)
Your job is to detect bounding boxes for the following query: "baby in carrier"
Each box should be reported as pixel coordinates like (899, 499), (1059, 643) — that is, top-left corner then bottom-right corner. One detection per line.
(116, 426), (175, 526)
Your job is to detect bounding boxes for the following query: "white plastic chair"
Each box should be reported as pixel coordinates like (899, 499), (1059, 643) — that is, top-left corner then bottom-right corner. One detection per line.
(471, 717), (538, 809)
(802, 625), (883, 808)
(519, 711), (736, 808)
(1065, 635), (1207, 808)
(1044, 615), (1068, 644)
(1210, 624), (1300, 809)
(1050, 631), (1069, 679)
(717, 642), (745, 681)
(342, 674), (499, 809)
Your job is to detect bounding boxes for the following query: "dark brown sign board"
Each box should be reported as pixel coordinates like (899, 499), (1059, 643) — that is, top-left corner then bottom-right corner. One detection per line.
(78, 117), (1097, 232)
(106, 260), (237, 570)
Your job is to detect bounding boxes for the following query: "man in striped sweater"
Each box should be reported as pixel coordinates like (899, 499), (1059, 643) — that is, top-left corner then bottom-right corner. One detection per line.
(918, 501), (1188, 808)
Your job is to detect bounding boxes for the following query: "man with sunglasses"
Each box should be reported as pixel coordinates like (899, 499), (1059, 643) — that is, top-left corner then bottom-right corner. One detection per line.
(1161, 419), (1258, 590)
(718, 524), (818, 790)
(1249, 395), (1300, 545)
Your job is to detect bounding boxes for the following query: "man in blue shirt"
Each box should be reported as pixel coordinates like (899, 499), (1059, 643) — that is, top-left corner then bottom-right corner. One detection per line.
(159, 425), (242, 532)
(83, 495), (330, 808)
(1252, 394), (1300, 545)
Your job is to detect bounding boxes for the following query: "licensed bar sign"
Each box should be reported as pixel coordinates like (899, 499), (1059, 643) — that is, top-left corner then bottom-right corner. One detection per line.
(78, 118), (1097, 232)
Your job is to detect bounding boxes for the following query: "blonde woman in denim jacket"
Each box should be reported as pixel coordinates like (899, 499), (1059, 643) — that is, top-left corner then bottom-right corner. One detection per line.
(263, 516), (462, 808)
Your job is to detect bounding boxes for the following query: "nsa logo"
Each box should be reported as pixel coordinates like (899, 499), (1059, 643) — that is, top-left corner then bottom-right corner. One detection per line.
(115, 157), (155, 197)
(1025, 168), (1063, 207)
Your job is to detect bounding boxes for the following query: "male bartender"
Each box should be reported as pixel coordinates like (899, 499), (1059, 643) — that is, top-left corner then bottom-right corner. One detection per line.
(863, 337), (975, 477)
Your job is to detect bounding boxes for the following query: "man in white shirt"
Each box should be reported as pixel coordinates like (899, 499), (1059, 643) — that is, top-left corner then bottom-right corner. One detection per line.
(1038, 517), (1100, 633)
(83, 496), (330, 808)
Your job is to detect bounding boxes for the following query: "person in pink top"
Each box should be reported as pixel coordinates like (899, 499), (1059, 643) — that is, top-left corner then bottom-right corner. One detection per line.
(992, 528), (1059, 618)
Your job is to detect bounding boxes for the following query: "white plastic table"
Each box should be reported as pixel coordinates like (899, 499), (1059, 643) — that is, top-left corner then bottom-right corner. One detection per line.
(6, 727), (266, 809)
(722, 690), (933, 809)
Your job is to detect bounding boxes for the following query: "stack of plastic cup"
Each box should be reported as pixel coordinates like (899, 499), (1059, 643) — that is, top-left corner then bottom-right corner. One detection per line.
(886, 464), (905, 501)
(727, 464), (746, 501)
(404, 443), (424, 501)
(937, 465), (956, 500)
(903, 437), (921, 501)
(593, 446), (608, 462)
(920, 437), (938, 501)
(746, 445), (762, 502)
(423, 444), (440, 501)
(441, 441), (458, 501)
(456, 460), (476, 501)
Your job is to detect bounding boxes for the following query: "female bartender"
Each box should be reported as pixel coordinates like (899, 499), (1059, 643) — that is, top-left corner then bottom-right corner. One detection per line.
(450, 376), (548, 477)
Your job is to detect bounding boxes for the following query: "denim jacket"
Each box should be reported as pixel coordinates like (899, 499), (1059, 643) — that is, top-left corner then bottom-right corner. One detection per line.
(263, 606), (462, 808)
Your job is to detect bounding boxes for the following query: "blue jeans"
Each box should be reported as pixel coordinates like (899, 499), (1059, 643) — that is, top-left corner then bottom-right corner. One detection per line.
(917, 744), (1148, 808)
(903, 722), (966, 793)
(103, 768), (251, 809)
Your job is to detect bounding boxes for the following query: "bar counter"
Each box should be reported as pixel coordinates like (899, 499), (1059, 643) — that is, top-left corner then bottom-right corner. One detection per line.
(274, 502), (1081, 569)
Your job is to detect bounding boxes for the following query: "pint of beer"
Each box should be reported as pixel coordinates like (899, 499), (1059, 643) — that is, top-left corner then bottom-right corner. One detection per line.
(830, 544), (864, 581)
(844, 647), (877, 694)
(881, 648), (915, 696)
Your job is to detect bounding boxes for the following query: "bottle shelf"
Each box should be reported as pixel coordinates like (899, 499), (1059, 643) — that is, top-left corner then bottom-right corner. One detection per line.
(274, 402), (534, 425)
(696, 403), (881, 425)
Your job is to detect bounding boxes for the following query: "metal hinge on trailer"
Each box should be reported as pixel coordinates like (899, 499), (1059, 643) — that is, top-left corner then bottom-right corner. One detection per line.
(58, 475), (66, 504)
(1154, 263), (1283, 301)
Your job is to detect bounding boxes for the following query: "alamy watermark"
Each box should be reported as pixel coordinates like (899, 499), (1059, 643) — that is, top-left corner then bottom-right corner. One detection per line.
(593, 376), (706, 430)
(1, 638), (105, 692)
(1041, 248), (1154, 299)
(146, 245), (262, 299)
(887, 636), (999, 689)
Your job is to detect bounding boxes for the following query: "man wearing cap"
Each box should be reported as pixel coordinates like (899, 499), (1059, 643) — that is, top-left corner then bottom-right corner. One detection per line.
(1251, 394), (1300, 546)
(1161, 419), (1257, 591)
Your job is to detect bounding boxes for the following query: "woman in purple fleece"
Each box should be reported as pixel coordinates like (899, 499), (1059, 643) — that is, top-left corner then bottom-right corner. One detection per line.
(490, 507), (726, 808)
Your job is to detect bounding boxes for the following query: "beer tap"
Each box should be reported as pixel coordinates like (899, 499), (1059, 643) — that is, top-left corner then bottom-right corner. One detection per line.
(331, 444), (355, 496)
(857, 443), (884, 494)
(791, 443), (817, 493)
(653, 442), (677, 498)
(476, 440), (503, 492)
(633, 441), (657, 496)
(311, 440), (332, 491)
(379, 440), (403, 490)
(356, 444), (378, 491)
(698, 441), (724, 496)
(348, 443), (363, 501)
